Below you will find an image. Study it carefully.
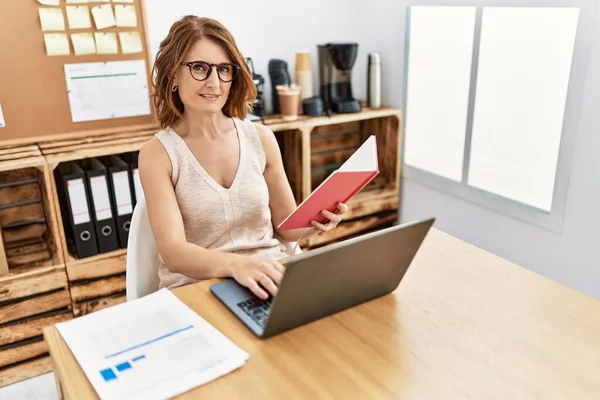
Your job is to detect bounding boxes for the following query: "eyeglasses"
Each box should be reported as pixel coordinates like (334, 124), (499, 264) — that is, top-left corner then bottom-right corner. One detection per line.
(180, 61), (240, 82)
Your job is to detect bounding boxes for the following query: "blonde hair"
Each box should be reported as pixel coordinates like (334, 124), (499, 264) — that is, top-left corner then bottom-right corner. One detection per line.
(151, 16), (257, 128)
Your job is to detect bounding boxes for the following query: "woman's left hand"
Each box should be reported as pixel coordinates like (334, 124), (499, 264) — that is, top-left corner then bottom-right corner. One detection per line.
(311, 202), (349, 233)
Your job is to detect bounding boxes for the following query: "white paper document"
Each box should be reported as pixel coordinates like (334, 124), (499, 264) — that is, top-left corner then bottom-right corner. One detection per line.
(64, 60), (151, 122)
(0, 103), (5, 128)
(57, 288), (249, 400)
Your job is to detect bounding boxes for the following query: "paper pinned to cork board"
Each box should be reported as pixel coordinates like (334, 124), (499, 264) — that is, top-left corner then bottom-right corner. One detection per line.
(64, 60), (151, 123)
(0, 103), (6, 128)
(71, 33), (97, 55)
(119, 32), (143, 54)
(44, 33), (71, 56)
(94, 32), (118, 54)
(37, 0), (60, 5)
(66, 5), (93, 29)
(39, 8), (66, 31)
(115, 5), (137, 27)
(91, 4), (116, 29)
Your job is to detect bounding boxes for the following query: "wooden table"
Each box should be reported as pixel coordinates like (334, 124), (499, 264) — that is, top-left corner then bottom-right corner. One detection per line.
(43, 228), (600, 399)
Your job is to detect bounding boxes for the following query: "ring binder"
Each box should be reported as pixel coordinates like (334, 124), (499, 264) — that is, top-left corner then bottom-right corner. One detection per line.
(79, 158), (120, 254)
(54, 162), (99, 259)
(99, 155), (135, 248)
(120, 151), (143, 206)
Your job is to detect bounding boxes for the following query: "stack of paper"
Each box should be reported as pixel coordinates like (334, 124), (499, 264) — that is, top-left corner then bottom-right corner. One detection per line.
(57, 288), (249, 400)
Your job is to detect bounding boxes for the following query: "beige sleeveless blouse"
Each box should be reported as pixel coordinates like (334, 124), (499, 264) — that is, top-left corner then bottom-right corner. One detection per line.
(155, 117), (289, 289)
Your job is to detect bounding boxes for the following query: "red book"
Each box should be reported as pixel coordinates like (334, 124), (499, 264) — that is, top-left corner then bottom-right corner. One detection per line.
(278, 135), (379, 230)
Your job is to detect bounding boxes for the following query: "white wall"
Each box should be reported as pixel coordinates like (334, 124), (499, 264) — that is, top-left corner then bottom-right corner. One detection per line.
(402, 2), (600, 300)
(143, 0), (600, 299)
(143, 0), (405, 113)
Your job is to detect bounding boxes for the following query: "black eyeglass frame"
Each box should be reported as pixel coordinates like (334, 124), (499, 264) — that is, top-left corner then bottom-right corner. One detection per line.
(180, 61), (241, 82)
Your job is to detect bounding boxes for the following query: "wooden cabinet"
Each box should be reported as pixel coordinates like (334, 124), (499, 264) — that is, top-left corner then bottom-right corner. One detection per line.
(266, 107), (402, 249)
(0, 107), (402, 386)
(0, 146), (71, 387)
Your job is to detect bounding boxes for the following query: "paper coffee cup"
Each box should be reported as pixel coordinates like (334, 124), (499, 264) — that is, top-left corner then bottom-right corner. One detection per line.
(279, 92), (300, 121)
(295, 51), (311, 71)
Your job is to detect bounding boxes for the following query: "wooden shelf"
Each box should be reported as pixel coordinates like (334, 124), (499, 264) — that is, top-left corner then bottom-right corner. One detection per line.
(72, 294), (127, 318)
(263, 107), (401, 132)
(0, 356), (53, 388)
(0, 264), (68, 302)
(347, 188), (399, 219)
(0, 264), (72, 385)
(265, 107), (401, 204)
(40, 128), (156, 166)
(264, 107), (401, 203)
(0, 145), (45, 173)
(0, 145), (71, 387)
(65, 251), (127, 317)
(66, 248), (127, 267)
(0, 149), (64, 277)
(266, 108), (402, 250)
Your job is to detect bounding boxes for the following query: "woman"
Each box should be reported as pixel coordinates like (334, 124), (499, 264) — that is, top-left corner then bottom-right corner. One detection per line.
(139, 15), (348, 300)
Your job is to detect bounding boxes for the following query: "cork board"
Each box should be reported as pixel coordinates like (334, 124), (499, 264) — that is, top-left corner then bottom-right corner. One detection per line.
(0, 0), (156, 146)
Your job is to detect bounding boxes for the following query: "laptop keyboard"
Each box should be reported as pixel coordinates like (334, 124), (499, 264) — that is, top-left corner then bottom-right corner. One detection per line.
(236, 297), (272, 328)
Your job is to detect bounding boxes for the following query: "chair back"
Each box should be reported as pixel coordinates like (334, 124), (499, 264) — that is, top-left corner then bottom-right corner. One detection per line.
(125, 197), (160, 301)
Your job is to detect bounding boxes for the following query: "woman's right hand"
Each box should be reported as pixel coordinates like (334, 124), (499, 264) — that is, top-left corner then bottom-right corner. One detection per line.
(229, 255), (285, 300)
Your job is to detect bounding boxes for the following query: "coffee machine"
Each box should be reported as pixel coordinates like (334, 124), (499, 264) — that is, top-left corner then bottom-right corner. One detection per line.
(318, 43), (362, 114)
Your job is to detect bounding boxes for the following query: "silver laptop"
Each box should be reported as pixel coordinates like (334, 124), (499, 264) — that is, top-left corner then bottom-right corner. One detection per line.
(210, 217), (435, 339)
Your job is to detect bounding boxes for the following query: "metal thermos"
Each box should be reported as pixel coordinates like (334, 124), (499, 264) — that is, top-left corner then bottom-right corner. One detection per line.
(367, 52), (381, 108)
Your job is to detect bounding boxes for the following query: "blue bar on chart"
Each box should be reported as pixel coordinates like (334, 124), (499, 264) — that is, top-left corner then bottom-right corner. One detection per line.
(116, 362), (132, 372)
(99, 368), (117, 382)
(132, 355), (146, 362)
